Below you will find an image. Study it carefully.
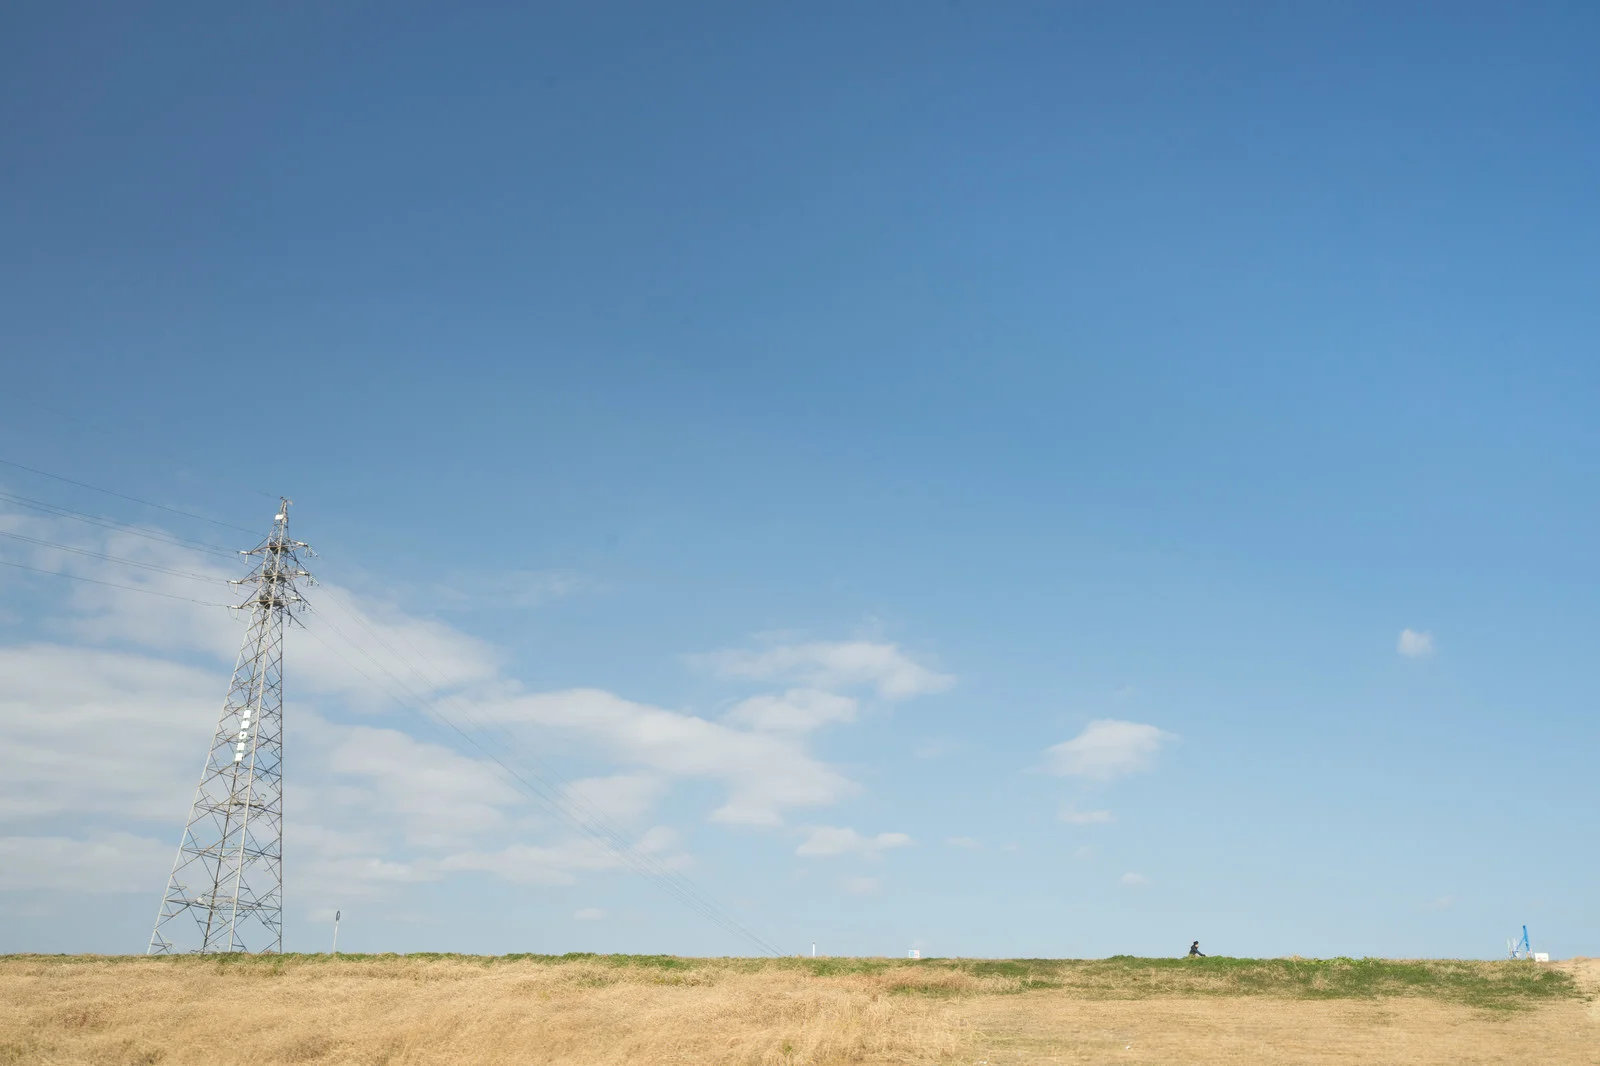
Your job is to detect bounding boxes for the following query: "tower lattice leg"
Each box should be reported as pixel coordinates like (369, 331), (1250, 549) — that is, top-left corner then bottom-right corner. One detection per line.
(149, 499), (312, 954)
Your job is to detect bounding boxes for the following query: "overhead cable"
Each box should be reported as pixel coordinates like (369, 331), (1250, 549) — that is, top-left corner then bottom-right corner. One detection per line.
(0, 558), (235, 607)
(0, 529), (234, 585)
(0, 491), (241, 558)
(0, 456), (263, 534)
(17, 397), (281, 501)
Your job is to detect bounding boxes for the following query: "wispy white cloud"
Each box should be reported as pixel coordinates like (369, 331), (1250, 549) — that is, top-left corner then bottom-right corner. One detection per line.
(0, 832), (171, 893)
(470, 688), (859, 826)
(322, 722), (522, 848)
(840, 876), (881, 895)
(1045, 719), (1176, 781)
(1120, 872), (1147, 886)
(286, 821), (437, 899)
(437, 839), (623, 886)
(0, 507), (244, 663)
(0, 506), (502, 703)
(796, 826), (912, 858)
(0, 644), (224, 823)
(0, 630), (520, 900)
(724, 688), (858, 733)
(632, 825), (684, 858)
(286, 590), (503, 703)
(574, 907), (606, 921)
(1059, 808), (1115, 825)
(0, 506), (945, 916)
(438, 825), (688, 887)
(562, 774), (667, 824)
(698, 641), (954, 700)
(1398, 628), (1434, 658)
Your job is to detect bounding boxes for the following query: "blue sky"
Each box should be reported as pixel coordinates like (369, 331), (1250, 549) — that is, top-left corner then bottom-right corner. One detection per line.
(1, 3), (1596, 959)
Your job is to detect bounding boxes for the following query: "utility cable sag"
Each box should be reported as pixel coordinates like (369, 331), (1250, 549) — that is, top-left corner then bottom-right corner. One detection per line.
(0, 466), (785, 954)
(0, 491), (241, 558)
(0, 457), (262, 534)
(0, 558), (235, 607)
(0, 529), (235, 585)
(15, 397), (281, 501)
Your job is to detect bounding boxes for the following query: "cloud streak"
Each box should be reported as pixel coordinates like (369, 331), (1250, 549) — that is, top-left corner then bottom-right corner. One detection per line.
(1059, 808), (1115, 825)
(0, 832), (172, 893)
(1045, 720), (1176, 781)
(1398, 628), (1434, 658)
(795, 826), (912, 858)
(0, 505), (948, 915)
(469, 688), (859, 826)
(724, 689), (858, 733)
(698, 641), (954, 700)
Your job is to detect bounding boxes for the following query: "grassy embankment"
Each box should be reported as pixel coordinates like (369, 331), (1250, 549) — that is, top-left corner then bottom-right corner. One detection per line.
(39, 951), (1575, 1008)
(1, 953), (1590, 1066)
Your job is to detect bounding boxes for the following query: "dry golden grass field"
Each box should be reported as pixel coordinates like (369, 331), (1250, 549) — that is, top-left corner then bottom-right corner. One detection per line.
(2, 953), (1596, 1066)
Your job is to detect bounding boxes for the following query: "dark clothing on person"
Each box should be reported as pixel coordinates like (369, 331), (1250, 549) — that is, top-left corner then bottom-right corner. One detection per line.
(1188, 942), (1206, 957)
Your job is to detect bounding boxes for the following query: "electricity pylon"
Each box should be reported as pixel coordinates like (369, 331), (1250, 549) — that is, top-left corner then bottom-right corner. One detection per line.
(148, 498), (313, 954)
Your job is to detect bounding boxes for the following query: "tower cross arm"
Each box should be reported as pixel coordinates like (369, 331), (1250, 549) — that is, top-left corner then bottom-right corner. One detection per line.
(149, 497), (303, 955)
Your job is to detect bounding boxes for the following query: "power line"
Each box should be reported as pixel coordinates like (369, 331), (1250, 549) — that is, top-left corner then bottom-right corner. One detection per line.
(0, 558), (235, 607)
(0, 529), (234, 585)
(0, 459), (785, 953)
(0, 457), (261, 534)
(149, 498), (303, 955)
(0, 491), (241, 558)
(11, 397), (279, 501)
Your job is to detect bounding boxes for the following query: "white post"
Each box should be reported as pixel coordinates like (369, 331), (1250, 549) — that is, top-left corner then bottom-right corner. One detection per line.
(811, 942), (816, 958)
(332, 910), (341, 955)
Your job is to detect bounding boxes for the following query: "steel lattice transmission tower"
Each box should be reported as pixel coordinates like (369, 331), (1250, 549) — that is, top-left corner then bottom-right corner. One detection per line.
(148, 498), (313, 954)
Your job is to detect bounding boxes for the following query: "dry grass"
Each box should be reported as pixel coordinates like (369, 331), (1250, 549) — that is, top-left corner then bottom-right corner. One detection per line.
(1, 954), (1594, 1065)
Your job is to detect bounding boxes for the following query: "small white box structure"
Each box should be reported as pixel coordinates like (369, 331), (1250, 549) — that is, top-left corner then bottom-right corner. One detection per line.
(1533, 952), (1550, 962)
(908, 949), (921, 960)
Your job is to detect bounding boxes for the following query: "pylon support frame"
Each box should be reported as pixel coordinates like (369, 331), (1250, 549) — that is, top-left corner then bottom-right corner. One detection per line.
(148, 498), (313, 954)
